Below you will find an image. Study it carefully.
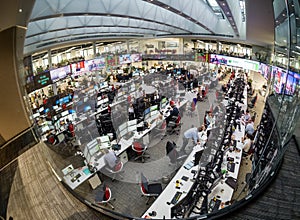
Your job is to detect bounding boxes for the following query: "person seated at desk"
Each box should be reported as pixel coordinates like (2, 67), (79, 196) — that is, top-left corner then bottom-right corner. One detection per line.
(241, 133), (252, 155)
(128, 102), (135, 120)
(103, 149), (119, 170)
(180, 126), (202, 153)
(64, 119), (75, 139)
(245, 119), (255, 138)
(151, 91), (161, 105)
(135, 87), (144, 99)
(241, 109), (251, 124)
(166, 100), (179, 125)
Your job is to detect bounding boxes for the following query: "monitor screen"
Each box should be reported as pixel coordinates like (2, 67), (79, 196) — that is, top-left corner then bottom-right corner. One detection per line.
(61, 110), (69, 117)
(89, 144), (100, 156)
(128, 124), (137, 132)
(144, 108), (151, 116)
(100, 81), (108, 89)
(144, 112), (151, 121)
(127, 119), (137, 126)
(119, 127), (128, 137)
(194, 150), (203, 166)
(150, 105), (158, 112)
(118, 122), (127, 132)
(102, 97), (109, 103)
(150, 110), (158, 117)
(99, 135), (110, 143)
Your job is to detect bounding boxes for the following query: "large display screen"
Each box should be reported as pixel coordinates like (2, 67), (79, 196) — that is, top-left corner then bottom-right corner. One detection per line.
(33, 70), (52, 89)
(210, 54), (259, 71)
(130, 54), (142, 63)
(70, 61), (85, 75)
(210, 54), (228, 65)
(259, 63), (271, 80)
(85, 57), (106, 71)
(272, 66), (287, 94)
(119, 54), (131, 64)
(50, 66), (71, 82)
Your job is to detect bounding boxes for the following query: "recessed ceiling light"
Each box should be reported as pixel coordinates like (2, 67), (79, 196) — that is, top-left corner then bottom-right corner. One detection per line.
(222, 3), (225, 6)
(18, 8), (22, 12)
(282, 13), (285, 16)
(226, 12), (230, 14)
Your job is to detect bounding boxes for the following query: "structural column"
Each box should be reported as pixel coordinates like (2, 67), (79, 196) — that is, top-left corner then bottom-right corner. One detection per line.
(47, 49), (52, 69)
(0, 27), (32, 141)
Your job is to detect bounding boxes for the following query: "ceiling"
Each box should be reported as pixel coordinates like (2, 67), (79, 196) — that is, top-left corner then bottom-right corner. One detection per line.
(0, 0), (275, 55)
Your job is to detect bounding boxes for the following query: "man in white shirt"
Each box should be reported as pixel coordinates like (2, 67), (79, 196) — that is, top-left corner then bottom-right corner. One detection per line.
(245, 119), (255, 137)
(104, 150), (118, 169)
(180, 126), (201, 152)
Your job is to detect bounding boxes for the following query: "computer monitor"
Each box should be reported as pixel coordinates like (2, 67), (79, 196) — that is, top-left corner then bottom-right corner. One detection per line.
(144, 107), (151, 116)
(128, 124), (137, 132)
(150, 110), (158, 117)
(61, 110), (69, 117)
(32, 112), (40, 119)
(118, 122), (127, 133)
(102, 97), (109, 103)
(99, 135), (110, 143)
(194, 150), (203, 166)
(119, 127), (128, 137)
(150, 105), (158, 112)
(144, 113), (151, 122)
(127, 119), (137, 126)
(100, 81), (108, 89)
(160, 97), (167, 109)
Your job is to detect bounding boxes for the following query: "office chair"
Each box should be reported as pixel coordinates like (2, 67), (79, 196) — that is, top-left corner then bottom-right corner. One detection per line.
(104, 160), (125, 181)
(166, 115), (182, 135)
(132, 141), (150, 163)
(95, 184), (115, 209)
(140, 172), (163, 205)
(166, 141), (188, 167)
(150, 120), (167, 141)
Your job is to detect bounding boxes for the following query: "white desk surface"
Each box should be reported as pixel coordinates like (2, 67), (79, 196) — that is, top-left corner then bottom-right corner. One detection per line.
(63, 165), (92, 190)
(142, 146), (202, 219)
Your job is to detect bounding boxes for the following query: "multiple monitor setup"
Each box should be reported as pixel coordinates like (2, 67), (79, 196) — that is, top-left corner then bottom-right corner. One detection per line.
(116, 119), (138, 141)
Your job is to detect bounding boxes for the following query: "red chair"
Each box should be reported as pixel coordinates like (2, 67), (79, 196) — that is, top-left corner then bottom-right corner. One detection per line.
(95, 184), (115, 209)
(132, 141), (150, 163)
(167, 115), (182, 135)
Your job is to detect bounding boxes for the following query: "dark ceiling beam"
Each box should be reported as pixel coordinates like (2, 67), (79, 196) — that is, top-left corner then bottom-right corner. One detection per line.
(216, 0), (239, 37)
(143, 0), (215, 34)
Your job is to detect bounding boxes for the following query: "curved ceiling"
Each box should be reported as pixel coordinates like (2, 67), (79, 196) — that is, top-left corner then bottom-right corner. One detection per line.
(23, 0), (274, 55)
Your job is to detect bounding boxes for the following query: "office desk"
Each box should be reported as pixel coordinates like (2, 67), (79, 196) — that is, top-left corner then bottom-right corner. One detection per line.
(142, 146), (202, 219)
(206, 140), (243, 211)
(63, 165), (92, 190)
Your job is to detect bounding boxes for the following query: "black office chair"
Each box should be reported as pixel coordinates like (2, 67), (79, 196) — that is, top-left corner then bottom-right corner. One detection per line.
(166, 115), (182, 135)
(166, 141), (188, 167)
(140, 173), (163, 205)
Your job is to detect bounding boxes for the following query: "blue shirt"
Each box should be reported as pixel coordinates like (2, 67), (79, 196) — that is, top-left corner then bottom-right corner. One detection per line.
(184, 127), (199, 143)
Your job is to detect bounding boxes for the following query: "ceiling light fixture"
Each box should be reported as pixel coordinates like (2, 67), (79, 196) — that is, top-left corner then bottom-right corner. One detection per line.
(18, 8), (22, 12)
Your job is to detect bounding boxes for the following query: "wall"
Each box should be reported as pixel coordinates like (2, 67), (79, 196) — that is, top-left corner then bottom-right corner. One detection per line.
(0, 27), (31, 141)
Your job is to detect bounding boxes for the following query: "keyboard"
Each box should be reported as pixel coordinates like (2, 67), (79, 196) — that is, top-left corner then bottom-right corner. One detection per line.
(171, 191), (182, 204)
(227, 162), (236, 172)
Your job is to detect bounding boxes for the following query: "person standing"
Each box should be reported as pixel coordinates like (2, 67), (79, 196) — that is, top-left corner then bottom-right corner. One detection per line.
(180, 126), (201, 153)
